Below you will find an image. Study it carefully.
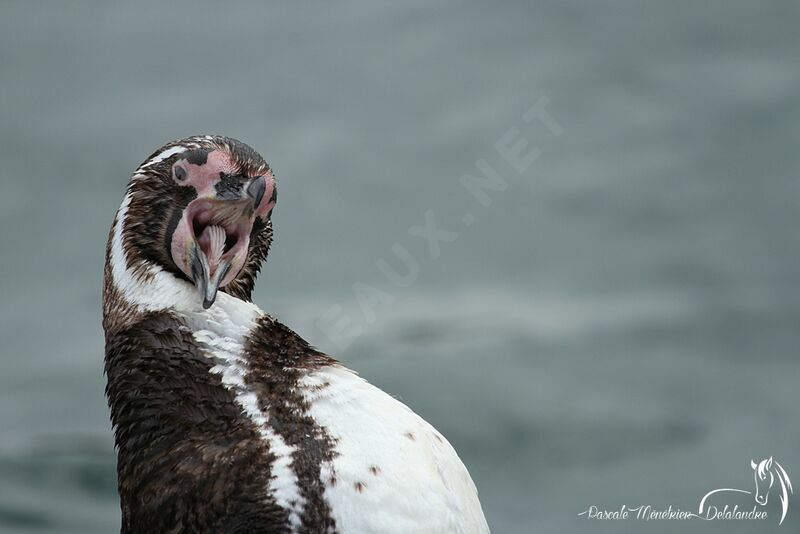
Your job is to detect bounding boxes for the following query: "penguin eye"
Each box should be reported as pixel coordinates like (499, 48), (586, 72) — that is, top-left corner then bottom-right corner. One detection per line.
(174, 166), (187, 181)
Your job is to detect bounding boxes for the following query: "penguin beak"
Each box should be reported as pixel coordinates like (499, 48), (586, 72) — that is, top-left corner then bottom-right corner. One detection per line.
(190, 242), (234, 309)
(171, 175), (274, 309)
(185, 199), (252, 309)
(246, 176), (267, 210)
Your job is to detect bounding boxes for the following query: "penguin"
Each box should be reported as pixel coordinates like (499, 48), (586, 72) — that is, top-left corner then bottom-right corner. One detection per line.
(103, 135), (489, 533)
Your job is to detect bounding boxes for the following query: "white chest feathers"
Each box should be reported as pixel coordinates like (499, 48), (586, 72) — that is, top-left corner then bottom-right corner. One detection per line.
(300, 366), (489, 534)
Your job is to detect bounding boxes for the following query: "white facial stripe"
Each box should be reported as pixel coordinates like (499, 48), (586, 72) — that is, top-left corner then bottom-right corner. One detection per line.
(110, 192), (201, 312)
(139, 145), (189, 170)
(184, 307), (306, 532)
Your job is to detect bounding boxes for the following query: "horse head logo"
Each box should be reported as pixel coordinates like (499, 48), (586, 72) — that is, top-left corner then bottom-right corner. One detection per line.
(751, 456), (793, 523)
(699, 456), (793, 525)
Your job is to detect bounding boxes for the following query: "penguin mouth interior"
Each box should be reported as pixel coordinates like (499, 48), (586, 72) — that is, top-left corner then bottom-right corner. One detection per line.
(178, 198), (254, 308)
(187, 199), (251, 264)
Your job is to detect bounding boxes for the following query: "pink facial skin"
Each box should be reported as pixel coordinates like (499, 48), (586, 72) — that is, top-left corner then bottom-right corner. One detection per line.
(173, 150), (237, 195)
(168, 149), (276, 302)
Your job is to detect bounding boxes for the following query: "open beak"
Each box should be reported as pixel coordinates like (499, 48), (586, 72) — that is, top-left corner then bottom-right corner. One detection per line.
(171, 176), (271, 309)
(190, 228), (234, 309)
(186, 199), (252, 309)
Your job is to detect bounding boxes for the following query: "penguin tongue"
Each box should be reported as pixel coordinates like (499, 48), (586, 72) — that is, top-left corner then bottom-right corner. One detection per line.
(199, 225), (226, 270)
(192, 225), (233, 309)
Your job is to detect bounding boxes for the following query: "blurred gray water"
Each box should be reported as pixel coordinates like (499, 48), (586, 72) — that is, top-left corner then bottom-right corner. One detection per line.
(1, 1), (799, 533)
